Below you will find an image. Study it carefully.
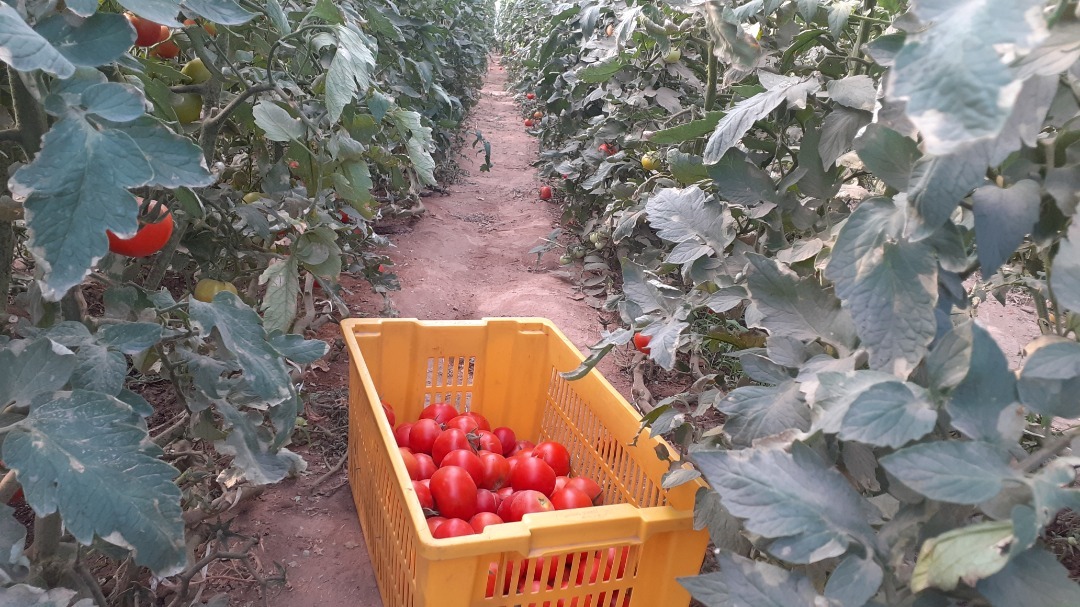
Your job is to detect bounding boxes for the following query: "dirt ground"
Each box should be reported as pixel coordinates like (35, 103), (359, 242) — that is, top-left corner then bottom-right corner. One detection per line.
(213, 59), (1047, 606)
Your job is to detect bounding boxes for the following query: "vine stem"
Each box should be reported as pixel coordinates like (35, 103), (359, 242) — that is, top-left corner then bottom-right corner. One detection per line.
(1018, 425), (1080, 473)
(704, 43), (718, 112)
(0, 221), (14, 313)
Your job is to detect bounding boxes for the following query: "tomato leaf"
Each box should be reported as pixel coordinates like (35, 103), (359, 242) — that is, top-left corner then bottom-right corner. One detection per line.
(323, 24), (376, 122)
(0, 5), (76, 77)
(4, 390), (185, 575)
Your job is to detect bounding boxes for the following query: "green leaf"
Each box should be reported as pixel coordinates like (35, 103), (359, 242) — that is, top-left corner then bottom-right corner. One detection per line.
(838, 381), (937, 448)
(620, 259), (680, 316)
(325, 24), (377, 123)
(577, 57), (624, 83)
(215, 402), (305, 485)
(0, 4), (76, 77)
(706, 149), (777, 206)
(925, 321), (974, 392)
(645, 186), (736, 259)
(648, 112), (724, 144)
(269, 334), (329, 364)
(947, 324), (1020, 443)
(253, 101), (303, 142)
(0, 585), (93, 606)
(693, 443), (878, 564)
(890, 0), (1047, 154)
(703, 75), (820, 164)
(4, 390), (184, 574)
(99, 322), (162, 354)
(188, 292), (292, 404)
(853, 124), (922, 191)
(678, 554), (822, 607)
(259, 257), (300, 336)
(390, 108), (437, 186)
(820, 106), (872, 169)
(827, 75), (876, 112)
(716, 381), (810, 448)
(824, 553), (883, 607)
(183, 0), (256, 25)
(976, 547), (1080, 607)
(827, 1), (851, 37)
(825, 198), (938, 376)
(1050, 219), (1080, 314)
(35, 13), (135, 68)
(881, 441), (1019, 504)
(809, 370), (897, 434)
(70, 344), (126, 395)
(1017, 341), (1080, 418)
(972, 180), (1041, 276)
(911, 520), (1014, 592)
(0, 339), (75, 409)
(641, 315), (690, 371)
(745, 254), (857, 352)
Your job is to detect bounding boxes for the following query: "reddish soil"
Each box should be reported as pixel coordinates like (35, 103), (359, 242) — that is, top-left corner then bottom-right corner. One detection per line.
(218, 58), (635, 607)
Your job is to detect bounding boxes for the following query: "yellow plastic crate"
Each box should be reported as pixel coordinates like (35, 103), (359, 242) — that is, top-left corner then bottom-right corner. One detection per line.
(342, 318), (708, 607)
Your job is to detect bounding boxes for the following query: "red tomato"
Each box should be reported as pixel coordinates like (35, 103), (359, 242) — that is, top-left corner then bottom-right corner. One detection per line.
(633, 333), (651, 354)
(470, 512), (504, 533)
(510, 490), (555, 522)
(150, 38), (180, 59)
(409, 419), (442, 455)
(512, 440), (536, 455)
(414, 453), (437, 480)
(381, 400), (396, 427)
(496, 486), (514, 502)
(526, 93), (536, 100)
(550, 488), (592, 510)
(394, 423), (413, 448)
(126, 13), (165, 47)
(433, 518), (475, 539)
(497, 490), (518, 521)
(477, 430), (503, 455)
(599, 547), (631, 581)
(493, 427), (517, 455)
(432, 428), (473, 465)
(512, 458), (556, 496)
(430, 466), (478, 520)
(420, 402), (459, 424)
(476, 488), (498, 513)
(512, 448), (535, 460)
(554, 476), (569, 493)
(412, 480), (433, 510)
(532, 442), (572, 477)
(441, 449), (484, 485)
(418, 479), (430, 490)
(426, 517), (447, 535)
(446, 414), (480, 434)
(399, 448), (419, 480)
(479, 452), (511, 490)
(464, 412), (492, 431)
(107, 201), (174, 257)
(524, 119), (534, 127)
(599, 143), (617, 156)
(566, 477), (603, 505)
(540, 186), (553, 200)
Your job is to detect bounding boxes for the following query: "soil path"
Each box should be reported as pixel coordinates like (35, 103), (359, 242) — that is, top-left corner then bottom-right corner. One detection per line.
(219, 58), (631, 607)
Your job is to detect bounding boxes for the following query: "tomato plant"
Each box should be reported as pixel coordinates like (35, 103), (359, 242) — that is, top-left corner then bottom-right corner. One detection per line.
(499, 0), (1080, 603)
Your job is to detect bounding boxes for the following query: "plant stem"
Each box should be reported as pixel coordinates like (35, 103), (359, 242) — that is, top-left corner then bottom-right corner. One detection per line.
(1019, 425), (1080, 473)
(0, 220), (14, 314)
(8, 66), (46, 155)
(30, 513), (62, 564)
(145, 217), (187, 291)
(704, 44), (718, 112)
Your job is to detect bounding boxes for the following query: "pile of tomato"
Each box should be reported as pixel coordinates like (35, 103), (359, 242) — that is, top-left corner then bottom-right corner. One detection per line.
(385, 401), (604, 537)
(382, 400), (633, 603)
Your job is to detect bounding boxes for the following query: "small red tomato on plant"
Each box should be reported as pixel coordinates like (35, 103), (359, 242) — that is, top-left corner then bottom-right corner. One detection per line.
(539, 186), (553, 200)
(150, 38), (180, 59)
(107, 200), (174, 257)
(524, 119), (534, 127)
(533, 111), (543, 119)
(126, 13), (166, 47)
(526, 93), (535, 100)
(633, 333), (651, 354)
